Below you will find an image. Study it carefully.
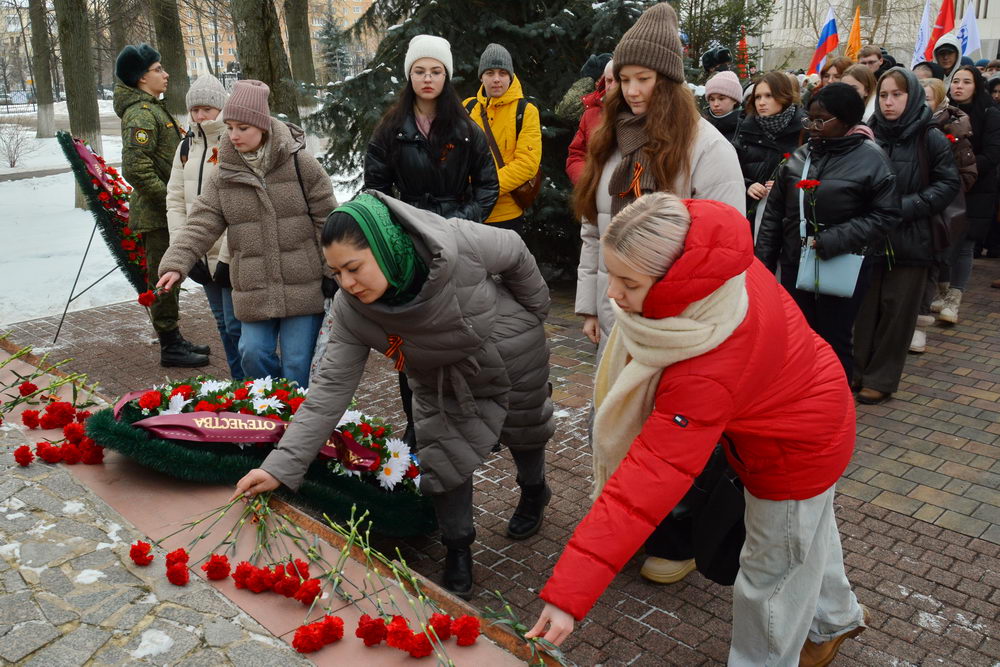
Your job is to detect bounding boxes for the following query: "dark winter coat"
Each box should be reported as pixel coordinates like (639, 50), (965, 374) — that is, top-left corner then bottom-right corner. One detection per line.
(364, 112), (499, 223)
(954, 100), (1000, 241)
(755, 135), (901, 271)
(260, 192), (554, 496)
(733, 108), (805, 214)
(702, 108), (743, 143)
(113, 83), (181, 233)
(930, 105), (978, 193)
(868, 69), (961, 266)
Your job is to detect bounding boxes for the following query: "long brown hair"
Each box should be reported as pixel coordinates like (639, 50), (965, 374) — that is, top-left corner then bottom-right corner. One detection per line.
(573, 76), (699, 223)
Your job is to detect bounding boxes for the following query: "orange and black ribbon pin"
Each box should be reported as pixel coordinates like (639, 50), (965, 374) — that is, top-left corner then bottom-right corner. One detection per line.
(618, 162), (644, 199)
(385, 334), (405, 371)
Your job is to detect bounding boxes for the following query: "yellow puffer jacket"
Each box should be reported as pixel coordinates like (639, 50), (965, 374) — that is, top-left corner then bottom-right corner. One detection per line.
(464, 76), (542, 223)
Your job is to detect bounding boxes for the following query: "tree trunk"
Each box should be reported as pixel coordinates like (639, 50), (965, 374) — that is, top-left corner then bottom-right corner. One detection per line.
(108, 0), (128, 56)
(53, 0), (103, 208)
(230, 0), (300, 124)
(150, 0), (190, 119)
(283, 0), (316, 106)
(29, 0), (55, 137)
(191, 0), (216, 77)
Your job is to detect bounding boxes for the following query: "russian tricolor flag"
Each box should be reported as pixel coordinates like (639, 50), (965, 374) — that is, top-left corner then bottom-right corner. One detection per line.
(808, 8), (840, 75)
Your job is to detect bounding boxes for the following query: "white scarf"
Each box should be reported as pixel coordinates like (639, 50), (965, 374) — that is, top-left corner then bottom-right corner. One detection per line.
(590, 273), (750, 497)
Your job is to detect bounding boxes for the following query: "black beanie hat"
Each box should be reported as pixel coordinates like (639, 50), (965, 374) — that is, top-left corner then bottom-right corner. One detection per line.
(580, 53), (613, 81)
(809, 82), (865, 127)
(115, 43), (161, 88)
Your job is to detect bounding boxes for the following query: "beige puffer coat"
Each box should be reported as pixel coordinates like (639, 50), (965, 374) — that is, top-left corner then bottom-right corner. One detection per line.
(159, 118), (336, 322)
(165, 117), (228, 273)
(260, 191), (555, 495)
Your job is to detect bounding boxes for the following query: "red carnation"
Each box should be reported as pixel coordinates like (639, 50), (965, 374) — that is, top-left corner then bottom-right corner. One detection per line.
(233, 387), (249, 400)
(783, 152), (791, 159)
(355, 614), (387, 646)
(122, 226), (132, 236)
(386, 616), (412, 650)
(165, 547), (189, 568)
(60, 443), (82, 464)
(271, 389), (289, 401)
(374, 426), (386, 438)
(193, 400), (218, 412)
(795, 179), (821, 190)
(428, 613), (452, 641)
(946, 133), (958, 143)
(451, 615), (480, 646)
(63, 422), (86, 444)
(166, 562), (189, 586)
(129, 541), (154, 566)
(138, 391), (162, 410)
(137, 290), (157, 307)
(245, 567), (275, 593)
(232, 561), (254, 589)
(170, 385), (193, 399)
(98, 191), (110, 202)
(293, 558), (310, 579)
(408, 631), (434, 658)
(359, 422), (373, 436)
(405, 463), (420, 479)
(36, 442), (62, 464)
(201, 554), (231, 580)
(80, 442), (104, 465)
(121, 239), (137, 251)
(14, 445), (34, 467)
(272, 575), (301, 597)
(18, 381), (38, 397)
(292, 624), (325, 653)
(75, 410), (92, 423)
(293, 578), (321, 605)
(44, 401), (76, 428)
(21, 410), (40, 429)
(319, 615), (344, 644)
(287, 397), (305, 413)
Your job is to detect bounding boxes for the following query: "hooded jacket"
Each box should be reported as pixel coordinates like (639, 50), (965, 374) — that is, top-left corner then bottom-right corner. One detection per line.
(566, 80), (607, 185)
(934, 34), (963, 85)
(868, 68), (960, 265)
(542, 199), (855, 621)
(165, 116), (228, 274)
(159, 117), (336, 322)
(113, 83), (181, 233)
(755, 134), (901, 271)
(364, 110), (499, 223)
(464, 76), (542, 223)
(259, 192), (554, 495)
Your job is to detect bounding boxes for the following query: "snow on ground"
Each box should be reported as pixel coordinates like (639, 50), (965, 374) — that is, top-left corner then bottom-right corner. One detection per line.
(0, 130), (122, 175)
(0, 100), (116, 122)
(0, 171), (136, 326)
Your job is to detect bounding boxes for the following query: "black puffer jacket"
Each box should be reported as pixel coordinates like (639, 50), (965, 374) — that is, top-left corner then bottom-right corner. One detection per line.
(733, 107), (805, 213)
(702, 109), (743, 143)
(869, 68), (961, 266)
(364, 113), (499, 222)
(954, 99), (1000, 241)
(755, 134), (901, 271)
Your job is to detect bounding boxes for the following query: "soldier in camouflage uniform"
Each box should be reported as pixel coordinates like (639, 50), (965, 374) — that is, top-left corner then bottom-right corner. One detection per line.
(114, 43), (210, 367)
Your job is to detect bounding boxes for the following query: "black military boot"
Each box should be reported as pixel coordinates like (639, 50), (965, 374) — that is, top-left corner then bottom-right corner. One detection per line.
(176, 329), (211, 356)
(159, 329), (210, 368)
(507, 480), (552, 540)
(441, 533), (474, 599)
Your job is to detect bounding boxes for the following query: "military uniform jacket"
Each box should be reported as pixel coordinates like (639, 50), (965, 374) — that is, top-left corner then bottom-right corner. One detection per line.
(113, 83), (181, 232)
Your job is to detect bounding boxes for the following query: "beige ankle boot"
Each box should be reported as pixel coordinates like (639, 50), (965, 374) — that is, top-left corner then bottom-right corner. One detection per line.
(938, 288), (962, 324)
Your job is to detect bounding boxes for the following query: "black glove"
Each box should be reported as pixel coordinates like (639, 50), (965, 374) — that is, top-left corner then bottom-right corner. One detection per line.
(213, 262), (231, 289)
(322, 276), (339, 298)
(187, 259), (212, 286)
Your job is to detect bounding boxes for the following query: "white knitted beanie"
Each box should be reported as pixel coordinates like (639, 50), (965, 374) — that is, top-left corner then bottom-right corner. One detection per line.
(404, 35), (453, 80)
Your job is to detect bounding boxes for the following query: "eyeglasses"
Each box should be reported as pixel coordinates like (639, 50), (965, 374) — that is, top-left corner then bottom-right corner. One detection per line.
(148, 65), (165, 74)
(802, 117), (835, 130)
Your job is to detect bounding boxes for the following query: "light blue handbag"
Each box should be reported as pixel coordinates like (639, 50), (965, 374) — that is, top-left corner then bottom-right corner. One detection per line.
(795, 152), (864, 298)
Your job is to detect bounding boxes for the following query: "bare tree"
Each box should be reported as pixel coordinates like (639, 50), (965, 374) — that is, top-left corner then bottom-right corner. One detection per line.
(29, 0), (55, 137)
(53, 0), (103, 208)
(150, 0), (190, 118)
(284, 0), (317, 99)
(230, 0), (300, 124)
(0, 120), (39, 167)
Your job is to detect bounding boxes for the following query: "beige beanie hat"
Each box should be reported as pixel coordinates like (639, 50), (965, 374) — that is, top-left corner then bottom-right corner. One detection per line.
(613, 3), (685, 84)
(222, 80), (271, 131)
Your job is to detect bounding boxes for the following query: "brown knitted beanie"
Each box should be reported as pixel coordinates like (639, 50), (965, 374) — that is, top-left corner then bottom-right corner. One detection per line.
(613, 3), (685, 84)
(223, 80), (271, 131)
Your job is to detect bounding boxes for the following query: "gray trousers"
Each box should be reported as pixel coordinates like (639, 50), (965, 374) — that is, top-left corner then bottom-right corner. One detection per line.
(729, 486), (864, 666)
(854, 264), (927, 393)
(431, 447), (545, 544)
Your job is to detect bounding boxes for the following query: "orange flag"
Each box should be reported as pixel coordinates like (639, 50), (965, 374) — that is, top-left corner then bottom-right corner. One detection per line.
(846, 6), (863, 60)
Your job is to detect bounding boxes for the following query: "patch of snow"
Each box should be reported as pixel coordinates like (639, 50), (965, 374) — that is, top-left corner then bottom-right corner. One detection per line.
(21, 564), (48, 575)
(98, 520), (122, 543)
(5, 512), (26, 520)
(61, 501), (85, 515)
(909, 592), (941, 608)
(0, 129), (122, 175)
(131, 629), (175, 658)
(96, 542), (115, 550)
(915, 611), (946, 632)
(138, 592), (158, 605)
(27, 522), (56, 536)
(954, 612), (985, 631)
(74, 569), (107, 584)
(0, 541), (21, 559)
(553, 409), (571, 419)
(1, 498), (26, 511)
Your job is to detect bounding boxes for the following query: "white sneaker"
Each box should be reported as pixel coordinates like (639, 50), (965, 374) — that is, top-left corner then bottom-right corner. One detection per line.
(938, 288), (962, 324)
(909, 329), (926, 353)
(916, 314), (936, 327)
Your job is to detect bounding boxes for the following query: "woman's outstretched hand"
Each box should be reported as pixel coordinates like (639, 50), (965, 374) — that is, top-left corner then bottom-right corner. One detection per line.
(230, 468), (280, 502)
(525, 602), (575, 647)
(157, 271), (182, 292)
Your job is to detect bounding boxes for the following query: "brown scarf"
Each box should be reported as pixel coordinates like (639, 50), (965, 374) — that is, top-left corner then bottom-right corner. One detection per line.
(608, 112), (661, 217)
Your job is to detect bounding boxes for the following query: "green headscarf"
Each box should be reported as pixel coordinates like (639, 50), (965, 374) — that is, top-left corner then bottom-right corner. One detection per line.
(334, 194), (427, 305)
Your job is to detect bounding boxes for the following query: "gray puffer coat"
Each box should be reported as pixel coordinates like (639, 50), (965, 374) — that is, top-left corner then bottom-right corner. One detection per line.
(260, 191), (554, 495)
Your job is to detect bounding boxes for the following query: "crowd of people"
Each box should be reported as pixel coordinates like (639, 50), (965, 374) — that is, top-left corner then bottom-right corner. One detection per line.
(107, 2), (1000, 663)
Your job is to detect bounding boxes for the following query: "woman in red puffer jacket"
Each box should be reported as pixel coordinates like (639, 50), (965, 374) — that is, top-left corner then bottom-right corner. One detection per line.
(565, 62), (614, 185)
(527, 193), (866, 666)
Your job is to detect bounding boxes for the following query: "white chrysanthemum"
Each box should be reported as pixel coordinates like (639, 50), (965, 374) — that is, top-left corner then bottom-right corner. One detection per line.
(160, 393), (192, 415)
(385, 438), (410, 462)
(377, 460), (404, 490)
(198, 379), (232, 397)
(252, 396), (285, 414)
(248, 376), (274, 397)
(337, 409), (363, 428)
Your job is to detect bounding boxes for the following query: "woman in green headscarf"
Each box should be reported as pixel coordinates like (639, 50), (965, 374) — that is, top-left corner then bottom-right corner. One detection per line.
(233, 191), (555, 599)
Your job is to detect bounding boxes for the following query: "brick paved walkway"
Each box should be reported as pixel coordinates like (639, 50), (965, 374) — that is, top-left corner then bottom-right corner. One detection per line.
(3, 261), (999, 665)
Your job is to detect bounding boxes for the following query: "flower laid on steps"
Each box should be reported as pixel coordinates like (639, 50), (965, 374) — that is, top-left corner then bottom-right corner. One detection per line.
(293, 615), (344, 653)
(201, 553), (231, 580)
(166, 562), (190, 586)
(359, 612), (481, 657)
(13, 445), (34, 466)
(129, 541), (154, 566)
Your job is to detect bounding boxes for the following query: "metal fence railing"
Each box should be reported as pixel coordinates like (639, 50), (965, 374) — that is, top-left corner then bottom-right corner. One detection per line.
(0, 102), (37, 116)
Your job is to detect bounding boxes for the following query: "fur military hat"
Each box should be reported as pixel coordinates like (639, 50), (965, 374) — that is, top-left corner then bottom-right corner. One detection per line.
(115, 43), (161, 88)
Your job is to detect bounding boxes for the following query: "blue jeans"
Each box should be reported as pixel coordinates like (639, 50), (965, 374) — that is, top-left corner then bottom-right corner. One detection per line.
(238, 313), (323, 388)
(203, 283), (243, 379)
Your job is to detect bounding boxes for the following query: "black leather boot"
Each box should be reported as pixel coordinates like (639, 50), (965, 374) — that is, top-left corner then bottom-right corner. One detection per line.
(176, 330), (211, 356)
(159, 329), (210, 368)
(507, 480), (552, 540)
(441, 533), (474, 599)
(402, 422), (416, 448)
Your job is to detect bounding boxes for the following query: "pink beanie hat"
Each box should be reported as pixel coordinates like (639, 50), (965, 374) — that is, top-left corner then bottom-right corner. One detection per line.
(223, 80), (271, 131)
(705, 71), (743, 103)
